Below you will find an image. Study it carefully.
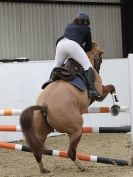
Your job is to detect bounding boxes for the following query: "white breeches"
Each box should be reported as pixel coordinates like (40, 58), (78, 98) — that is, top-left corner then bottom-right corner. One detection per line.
(54, 38), (92, 70)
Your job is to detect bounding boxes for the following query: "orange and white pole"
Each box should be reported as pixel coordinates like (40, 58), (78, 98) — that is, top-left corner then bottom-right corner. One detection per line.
(0, 109), (22, 116)
(87, 106), (128, 113)
(0, 106), (128, 116)
(0, 142), (128, 166)
(0, 125), (21, 132)
(0, 125), (131, 133)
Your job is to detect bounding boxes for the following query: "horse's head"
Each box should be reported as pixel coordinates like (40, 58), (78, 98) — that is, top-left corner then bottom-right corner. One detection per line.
(87, 41), (104, 73)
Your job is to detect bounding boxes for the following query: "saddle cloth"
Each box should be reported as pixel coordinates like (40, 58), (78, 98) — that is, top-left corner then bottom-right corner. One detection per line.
(42, 75), (86, 91)
(41, 66), (87, 91)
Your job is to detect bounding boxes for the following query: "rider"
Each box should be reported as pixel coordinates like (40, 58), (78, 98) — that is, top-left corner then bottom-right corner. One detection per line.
(54, 12), (100, 98)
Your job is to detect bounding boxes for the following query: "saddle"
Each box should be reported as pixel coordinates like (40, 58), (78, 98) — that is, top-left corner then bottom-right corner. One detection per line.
(42, 58), (87, 91)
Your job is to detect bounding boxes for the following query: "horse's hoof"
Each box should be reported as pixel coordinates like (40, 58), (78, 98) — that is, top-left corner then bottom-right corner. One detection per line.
(79, 166), (88, 172)
(74, 159), (88, 172)
(40, 168), (50, 174)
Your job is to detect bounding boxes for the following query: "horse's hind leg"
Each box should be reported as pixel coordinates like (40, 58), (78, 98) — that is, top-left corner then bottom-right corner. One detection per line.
(34, 150), (50, 174)
(68, 129), (88, 171)
(33, 112), (53, 173)
(34, 153), (48, 173)
(33, 135), (50, 174)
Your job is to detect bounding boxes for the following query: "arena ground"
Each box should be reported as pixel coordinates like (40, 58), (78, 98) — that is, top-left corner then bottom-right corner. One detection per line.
(0, 133), (133, 177)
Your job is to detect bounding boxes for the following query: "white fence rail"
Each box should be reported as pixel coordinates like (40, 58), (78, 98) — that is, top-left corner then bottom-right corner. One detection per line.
(0, 57), (132, 141)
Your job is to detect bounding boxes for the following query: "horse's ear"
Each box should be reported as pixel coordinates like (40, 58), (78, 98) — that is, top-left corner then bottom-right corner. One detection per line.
(92, 41), (97, 48)
(99, 48), (104, 54)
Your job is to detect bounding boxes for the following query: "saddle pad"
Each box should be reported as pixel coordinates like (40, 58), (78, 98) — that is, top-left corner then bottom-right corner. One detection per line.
(70, 76), (86, 91)
(42, 76), (86, 91)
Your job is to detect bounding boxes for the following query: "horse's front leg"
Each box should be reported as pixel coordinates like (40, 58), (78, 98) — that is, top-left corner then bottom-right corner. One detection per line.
(89, 84), (116, 105)
(97, 85), (121, 116)
(68, 129), (88, 172)
(96, 84), (116, 102)
(110, 88), (121, 116)
(68, 119), (88, 171)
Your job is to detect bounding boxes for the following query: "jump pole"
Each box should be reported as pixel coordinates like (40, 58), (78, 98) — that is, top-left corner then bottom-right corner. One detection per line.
(0, 109), (22, 116)
(0, 106), (128, 116)
(0, 142), (128, 166)
(0, 125), (131, 133)
(0, 125), (21, 132)
(88, 106), (128, 113)
(82, 125), (131, 133)
(128, 54), (133, 143)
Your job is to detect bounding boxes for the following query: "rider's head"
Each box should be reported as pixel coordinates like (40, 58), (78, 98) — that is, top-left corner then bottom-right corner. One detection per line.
(73, 12), (90, 25)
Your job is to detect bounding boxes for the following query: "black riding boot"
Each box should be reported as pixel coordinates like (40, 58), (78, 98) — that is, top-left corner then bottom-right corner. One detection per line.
(85, 67), (100, 98)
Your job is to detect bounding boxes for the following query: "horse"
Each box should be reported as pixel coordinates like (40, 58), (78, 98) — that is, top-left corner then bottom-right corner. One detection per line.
(20, 42), (118, 173)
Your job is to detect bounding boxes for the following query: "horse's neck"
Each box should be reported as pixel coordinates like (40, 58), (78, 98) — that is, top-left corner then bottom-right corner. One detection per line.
(94, 68), (103, 96)
(87, 50), (103, 94)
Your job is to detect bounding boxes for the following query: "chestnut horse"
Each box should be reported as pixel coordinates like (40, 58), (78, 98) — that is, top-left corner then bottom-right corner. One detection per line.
(20, 42), (117, 173)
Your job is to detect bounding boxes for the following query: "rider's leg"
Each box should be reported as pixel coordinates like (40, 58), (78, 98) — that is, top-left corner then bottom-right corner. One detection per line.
(84, 67), (100, 98)
(64, 39), (100, 98)
(54, 38), (68, 67)
(42, 40), (68, 89)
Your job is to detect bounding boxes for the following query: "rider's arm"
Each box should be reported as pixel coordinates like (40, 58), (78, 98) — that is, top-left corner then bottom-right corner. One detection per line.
(84, 27), (92, 52)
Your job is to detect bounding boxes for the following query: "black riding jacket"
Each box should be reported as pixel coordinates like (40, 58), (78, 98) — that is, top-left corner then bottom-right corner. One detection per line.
(56, 23), (92, 52)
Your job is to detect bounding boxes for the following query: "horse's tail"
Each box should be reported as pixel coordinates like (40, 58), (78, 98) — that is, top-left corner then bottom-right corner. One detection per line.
(19, 104), (48, 157)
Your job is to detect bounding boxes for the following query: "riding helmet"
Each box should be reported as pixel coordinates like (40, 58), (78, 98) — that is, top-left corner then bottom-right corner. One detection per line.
(75, 12), (90, 25)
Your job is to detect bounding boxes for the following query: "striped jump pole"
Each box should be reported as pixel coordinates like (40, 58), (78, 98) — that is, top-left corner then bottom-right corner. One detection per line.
(0, 142), (128, 166)
(0, 125), (21, 132)
(82, 125), (131, 133)
(0, 109), (22, 116)
(0, 106), (128, 116)
(88, 106), (128, 114)
(0, 125), (131, 133)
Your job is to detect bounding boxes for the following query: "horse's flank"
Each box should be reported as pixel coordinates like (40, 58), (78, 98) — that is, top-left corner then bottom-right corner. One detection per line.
(36, 80), (88, 131)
